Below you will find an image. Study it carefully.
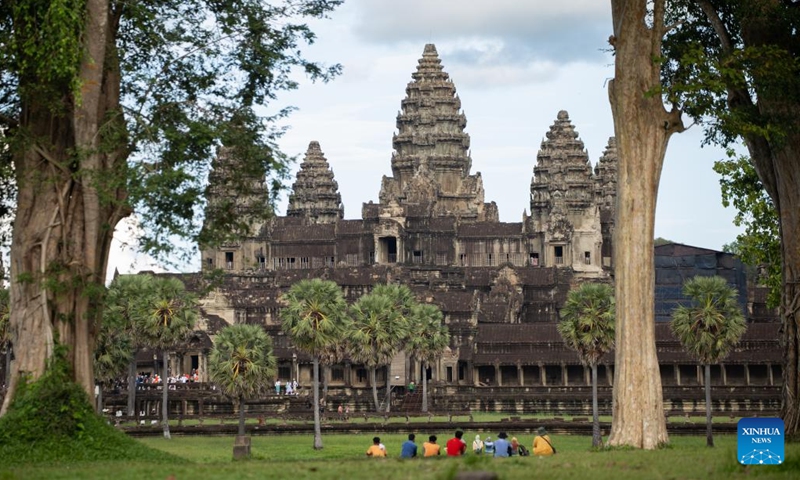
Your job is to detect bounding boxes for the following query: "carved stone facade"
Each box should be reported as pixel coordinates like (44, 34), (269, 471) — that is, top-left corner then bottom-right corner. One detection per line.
(191, 45), (780, 400)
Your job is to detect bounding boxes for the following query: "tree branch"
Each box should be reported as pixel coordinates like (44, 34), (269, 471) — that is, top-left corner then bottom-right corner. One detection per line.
(697, 0), (735, 55)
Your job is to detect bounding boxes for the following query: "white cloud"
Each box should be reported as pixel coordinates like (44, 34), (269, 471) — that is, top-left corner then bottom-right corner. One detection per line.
(352, 0), (611, 64)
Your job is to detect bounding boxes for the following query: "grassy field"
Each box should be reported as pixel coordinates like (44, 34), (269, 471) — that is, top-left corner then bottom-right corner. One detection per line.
(1, 433), (798, 480)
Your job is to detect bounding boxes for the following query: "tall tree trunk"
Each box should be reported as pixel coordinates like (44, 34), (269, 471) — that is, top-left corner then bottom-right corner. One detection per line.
(127, 359), (136, 417)
(238, 395), (246, 437)
(607, 0), (680, 449)
(704, 364), (713, 447)
(591, 363), (601, 448)
(422, 361), (429, 413)
(162, 351), (170, 439)
(370, 367), (379, 412)
(767, 135), (800, 437)
(312, 356), (323, 450)
(1, 0), (128, 417)
(779, 195), (800, 437)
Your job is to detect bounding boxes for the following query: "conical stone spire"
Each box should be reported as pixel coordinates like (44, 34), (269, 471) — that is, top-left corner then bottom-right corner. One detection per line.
(379, 44), (493, 221)
(594, 137), (618, 213)
(287, 141), (343, 224)
(530, 110), (595, 218)
(204, 146), (270, 237)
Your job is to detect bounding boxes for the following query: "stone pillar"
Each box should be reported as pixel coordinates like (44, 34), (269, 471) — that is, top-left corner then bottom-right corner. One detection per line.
(345, 362), (352, 387)
(292, 353), (298, 383)
(517, 361), (523, 386)
(744, 363), (751, 386)
(584, 366), (591, 386)
(494, 362), (501, 386)
(539, 363), (546, 386)
(606, 364), (614, 386)
(697, 365), (702, 385)
(768, 363), (774, 386)
(721, 364), (727, 386)
(561, 363), (568, 386)
(176, 353), (181, 377)
(201, 351), (208, 382)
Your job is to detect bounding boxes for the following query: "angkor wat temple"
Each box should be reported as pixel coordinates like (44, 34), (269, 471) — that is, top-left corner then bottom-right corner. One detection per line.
(177, 44), (780, 414)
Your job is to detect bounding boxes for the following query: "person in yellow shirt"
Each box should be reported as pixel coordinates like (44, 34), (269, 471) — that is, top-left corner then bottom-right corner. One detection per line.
(532, 427), (555, 456)
(366, 436), (387, 457)
(423, 434), (441, 457)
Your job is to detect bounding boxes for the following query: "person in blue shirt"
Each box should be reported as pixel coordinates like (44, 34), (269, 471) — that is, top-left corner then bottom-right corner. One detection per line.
(400, 433), (418, 458)
(483, 436), (495, 455)
(493, 432), (512, 457)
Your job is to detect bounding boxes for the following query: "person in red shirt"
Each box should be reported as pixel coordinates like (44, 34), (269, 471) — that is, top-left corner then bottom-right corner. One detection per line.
(445, 430), (467, 456)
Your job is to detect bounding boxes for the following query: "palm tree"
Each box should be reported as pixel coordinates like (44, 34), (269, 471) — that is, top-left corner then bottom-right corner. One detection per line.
(557, 282), (615, 448)
(318, 336), (350, 406)
(671, 275), (746, 447)
(349, 291), (411, 413)
(208, 324), (276, 444)
(369, 284), (417, 412)
(104, 274), (155, 417)
(280, 279), (349, 450)
(94, 314), (134, 414)
(406, 303), (450, 412)
(134, 277), (198, 439)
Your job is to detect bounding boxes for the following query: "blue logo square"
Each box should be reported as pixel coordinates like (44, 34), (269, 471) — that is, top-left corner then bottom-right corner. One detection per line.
(738, 417), (784, 465)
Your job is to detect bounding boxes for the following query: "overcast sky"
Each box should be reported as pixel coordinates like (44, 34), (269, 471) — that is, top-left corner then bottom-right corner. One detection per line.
(109, 0), (744, 278)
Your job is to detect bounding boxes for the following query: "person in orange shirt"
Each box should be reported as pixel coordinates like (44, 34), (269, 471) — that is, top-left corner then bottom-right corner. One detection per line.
(532, 427), (555, 456)
(366, 436), (387, 457)
(423, 435), (441, 457)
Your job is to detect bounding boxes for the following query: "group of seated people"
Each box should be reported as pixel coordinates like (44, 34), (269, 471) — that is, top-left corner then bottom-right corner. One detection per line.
(366, 428), (555, 458)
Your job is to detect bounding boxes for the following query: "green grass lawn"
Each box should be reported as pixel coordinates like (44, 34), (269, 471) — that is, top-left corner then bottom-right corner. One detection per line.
(2, 433), (798, 480)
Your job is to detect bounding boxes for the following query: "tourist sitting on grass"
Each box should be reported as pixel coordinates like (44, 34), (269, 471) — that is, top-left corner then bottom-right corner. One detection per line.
(366, 436), (387, 457)
(400, 433), (418, 458)
(533, 427), (555, 456)
(510, 436), (520, 456)
(493, 432), (512, 457)
(423, 435), (441, 457)
(472, 434), (483, 454)
(446, 430), (467, 456)
(483, 436), (495, 455)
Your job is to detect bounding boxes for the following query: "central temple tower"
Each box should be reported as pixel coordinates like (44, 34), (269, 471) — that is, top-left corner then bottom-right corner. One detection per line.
(378, 44), (497, 222)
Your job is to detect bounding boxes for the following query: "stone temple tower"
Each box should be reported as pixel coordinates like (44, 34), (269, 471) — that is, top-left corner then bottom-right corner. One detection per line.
(594, 137), (618, 268)
(286, 141), (344, 224)
(378, 44), (498, 222)
(528, 111), (603, 273)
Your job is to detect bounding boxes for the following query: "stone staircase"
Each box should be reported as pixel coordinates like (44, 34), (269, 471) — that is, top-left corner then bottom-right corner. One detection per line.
(400, 392), (422, 412)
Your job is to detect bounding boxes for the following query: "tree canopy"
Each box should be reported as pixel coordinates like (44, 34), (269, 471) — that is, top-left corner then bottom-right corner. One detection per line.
(208, 323), (276, 437)
(0, 0), (343, 416)
(660, 0), (800, 435)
